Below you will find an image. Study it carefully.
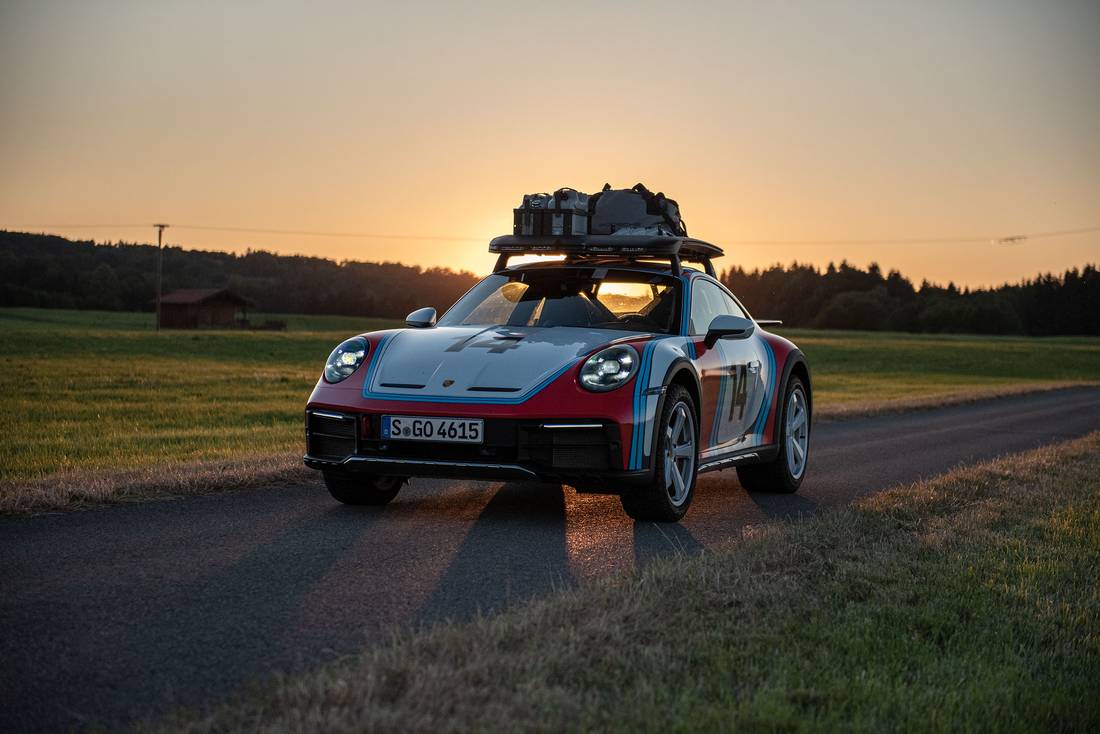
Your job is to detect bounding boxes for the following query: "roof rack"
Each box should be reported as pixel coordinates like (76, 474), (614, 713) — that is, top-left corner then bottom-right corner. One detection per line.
(488, 235), (724, 277)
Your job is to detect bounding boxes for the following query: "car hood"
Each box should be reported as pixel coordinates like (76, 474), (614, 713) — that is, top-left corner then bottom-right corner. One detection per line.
(366, 325), (645, 401)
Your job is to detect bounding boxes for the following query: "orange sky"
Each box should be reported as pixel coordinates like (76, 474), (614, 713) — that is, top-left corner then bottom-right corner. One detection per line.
(1, 1), (1097, 287)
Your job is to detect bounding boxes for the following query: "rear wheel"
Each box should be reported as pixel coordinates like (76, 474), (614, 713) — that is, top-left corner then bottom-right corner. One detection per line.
(620, 385), (698, 522)
(322, 470), (404, 506)
(737, 376), (809, 494)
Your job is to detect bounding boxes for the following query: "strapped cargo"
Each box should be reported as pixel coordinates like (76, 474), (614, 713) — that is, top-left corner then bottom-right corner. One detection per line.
(588, 183), (687, 237)
(497, 183), (717, 275)
(514, 188), (590, 237)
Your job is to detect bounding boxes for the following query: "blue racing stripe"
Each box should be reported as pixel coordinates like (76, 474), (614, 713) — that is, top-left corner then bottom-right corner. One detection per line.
(629, 339), (659, 470)
(360, 332), (394, 393)
(629, 349), (644, 469)
(631, 342), (653, 469)
(710, 345), (726, 448)
(752, 340), (777, 438)
(628, 345), (643, 469)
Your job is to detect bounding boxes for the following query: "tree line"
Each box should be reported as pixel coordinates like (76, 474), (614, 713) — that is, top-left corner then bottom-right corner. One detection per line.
(0, 230), (1096, 335)
(721, 260), (1099, 336)
(0, 231), (479, 319)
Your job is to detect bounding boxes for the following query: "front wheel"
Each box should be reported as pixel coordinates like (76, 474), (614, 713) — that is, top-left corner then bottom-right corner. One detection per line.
(322, 470), (404, 506)
(736, 375), (809, 494)
(620, 385), (698, 522)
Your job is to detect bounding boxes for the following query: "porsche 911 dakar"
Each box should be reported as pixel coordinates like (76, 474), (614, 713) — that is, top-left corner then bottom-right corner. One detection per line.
(304, 185), (811, 521)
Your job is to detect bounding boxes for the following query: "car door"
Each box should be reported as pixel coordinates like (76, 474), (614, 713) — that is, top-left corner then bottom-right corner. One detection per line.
(690, 279), (765, 451)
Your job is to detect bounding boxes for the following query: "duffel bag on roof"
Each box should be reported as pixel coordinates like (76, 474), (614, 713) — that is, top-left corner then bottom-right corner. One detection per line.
(589, 183), (688, 237)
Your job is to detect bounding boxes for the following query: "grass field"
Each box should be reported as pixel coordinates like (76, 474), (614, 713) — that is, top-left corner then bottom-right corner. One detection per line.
(0, 308), (397, 486)
(779, 327), (1100, 411)
(1, 307), (1098, 492)
(153, 434), (1100, 732)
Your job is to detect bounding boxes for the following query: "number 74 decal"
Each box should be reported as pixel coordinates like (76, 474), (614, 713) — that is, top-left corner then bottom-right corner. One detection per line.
(724, 364), (750, 422)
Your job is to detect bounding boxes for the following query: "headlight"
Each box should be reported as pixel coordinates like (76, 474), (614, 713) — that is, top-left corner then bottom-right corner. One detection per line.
(579, 344), (639, 392)
(323, 337), (369, 383)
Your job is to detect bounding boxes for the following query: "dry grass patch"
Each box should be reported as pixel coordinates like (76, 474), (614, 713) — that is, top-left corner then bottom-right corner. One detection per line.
(154, 434), (1100, 733)
(0, 453), (309, 515)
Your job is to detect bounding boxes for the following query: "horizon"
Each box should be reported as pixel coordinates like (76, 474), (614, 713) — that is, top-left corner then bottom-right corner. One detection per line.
(2, 1), (1098, 287)
(6, 227), (1095, 293)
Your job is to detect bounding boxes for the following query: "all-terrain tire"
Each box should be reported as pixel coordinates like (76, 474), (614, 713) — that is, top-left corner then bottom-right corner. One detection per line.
(620, 384), (699, 522)
(736, 375), (809, 494)
(322, 470), (404, 506)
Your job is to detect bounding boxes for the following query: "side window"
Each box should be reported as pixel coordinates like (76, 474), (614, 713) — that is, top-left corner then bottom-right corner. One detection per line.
(689, 281), (721, 335)
(716, 288), (747, 319)
(689, 281), (746, 335)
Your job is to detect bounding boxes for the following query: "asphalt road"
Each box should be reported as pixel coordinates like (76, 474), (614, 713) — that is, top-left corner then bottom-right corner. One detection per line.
(3, 386), (1099, 731)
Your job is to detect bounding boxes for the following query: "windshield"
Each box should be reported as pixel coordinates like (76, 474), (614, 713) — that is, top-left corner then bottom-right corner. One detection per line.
(438, 267), (681, 334)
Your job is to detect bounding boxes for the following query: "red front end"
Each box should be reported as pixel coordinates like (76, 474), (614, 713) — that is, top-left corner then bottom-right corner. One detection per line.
(304, 333), (650, 488)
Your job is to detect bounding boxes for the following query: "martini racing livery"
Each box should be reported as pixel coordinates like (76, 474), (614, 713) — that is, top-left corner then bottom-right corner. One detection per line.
(304, 195), (811, 521)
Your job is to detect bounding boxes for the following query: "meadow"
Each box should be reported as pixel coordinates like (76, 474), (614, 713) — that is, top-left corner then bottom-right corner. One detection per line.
(1, 307), (1098, 486)
(0, 308), (391, 484)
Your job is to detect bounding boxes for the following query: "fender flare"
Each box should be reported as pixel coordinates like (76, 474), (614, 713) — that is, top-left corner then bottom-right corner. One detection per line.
(768, 348), (812, 445)
(642, 356), (702, 474)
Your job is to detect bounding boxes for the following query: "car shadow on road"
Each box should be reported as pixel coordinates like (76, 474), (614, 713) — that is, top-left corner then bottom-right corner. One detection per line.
(415, 481), (575, 625)
(43, 504), (392, 729)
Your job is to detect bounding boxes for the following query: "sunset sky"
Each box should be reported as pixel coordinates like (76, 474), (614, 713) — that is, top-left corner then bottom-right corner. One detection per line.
(1, 0), (1097, 286)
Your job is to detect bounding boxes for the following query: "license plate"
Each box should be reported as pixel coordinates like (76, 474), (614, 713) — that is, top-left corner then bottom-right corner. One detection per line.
(381, 415), (484, 444)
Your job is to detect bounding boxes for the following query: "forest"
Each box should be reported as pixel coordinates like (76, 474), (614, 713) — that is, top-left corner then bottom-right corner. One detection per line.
(721, 260), (1098, 336)
(0, 231), (479, 319)
(1, 230), (1096, 335)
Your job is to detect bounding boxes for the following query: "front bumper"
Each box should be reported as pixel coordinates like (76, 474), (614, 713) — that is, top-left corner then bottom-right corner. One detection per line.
(303, 408), (649, 489)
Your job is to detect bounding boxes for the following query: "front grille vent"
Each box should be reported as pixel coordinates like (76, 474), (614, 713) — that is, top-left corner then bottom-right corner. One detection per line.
(308, 412), (355, 438)
(307, 411), (356, 460)
(551, 444), (608, 469)
(519, 426), (612, 471)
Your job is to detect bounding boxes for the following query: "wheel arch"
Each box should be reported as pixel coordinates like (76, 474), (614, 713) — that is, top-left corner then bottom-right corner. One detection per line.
(642, 356), (702, 474)
(663, 358), (702, 416)
(770, 348), (812, 445)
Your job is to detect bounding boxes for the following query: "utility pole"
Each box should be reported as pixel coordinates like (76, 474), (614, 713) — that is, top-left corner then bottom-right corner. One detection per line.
(154, 223), (169, 331)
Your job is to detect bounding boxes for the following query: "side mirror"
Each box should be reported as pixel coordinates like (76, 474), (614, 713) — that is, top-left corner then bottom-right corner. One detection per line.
(405, 307), (437, 328)
(704, 315), (754, 347)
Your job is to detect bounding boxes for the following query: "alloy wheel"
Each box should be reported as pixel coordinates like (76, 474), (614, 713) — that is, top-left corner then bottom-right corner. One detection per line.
(785, 387), (809, 479)
(663, 401), (696, 506)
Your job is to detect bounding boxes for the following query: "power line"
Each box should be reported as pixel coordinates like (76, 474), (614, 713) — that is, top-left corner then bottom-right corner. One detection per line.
(2, 223), (151, 229)
(172, 224), (486, 242)
(721, 235), (988, 245)
(3, 223), (484, 242)
(720, 225), (1100, 246)
(3, 222), (1098, 246)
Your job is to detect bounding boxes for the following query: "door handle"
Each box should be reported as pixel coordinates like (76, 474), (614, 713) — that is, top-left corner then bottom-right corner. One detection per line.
(748, 360), (761, 373)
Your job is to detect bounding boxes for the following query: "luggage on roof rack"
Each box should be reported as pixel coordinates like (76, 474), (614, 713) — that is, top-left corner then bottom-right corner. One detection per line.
(589, 183), (687, 237)
(496, 184), (717, 275)
(514, 188), (589, 237)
